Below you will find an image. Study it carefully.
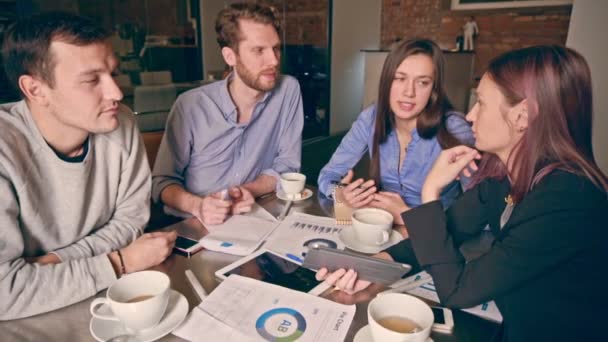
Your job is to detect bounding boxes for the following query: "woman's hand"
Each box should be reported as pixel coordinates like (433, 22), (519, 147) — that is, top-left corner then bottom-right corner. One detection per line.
(369, 191), (410, 225)
(315, 252), (393, 295)
(422, 145), (481, 203)
(337, 170), (377, 208)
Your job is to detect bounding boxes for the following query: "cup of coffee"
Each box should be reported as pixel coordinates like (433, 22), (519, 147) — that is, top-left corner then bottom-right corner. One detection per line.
(351, 208), (393, 245)
(90, 271), (170, 332)
(368, 293), (434, 342)
(280, 172), (306, 199)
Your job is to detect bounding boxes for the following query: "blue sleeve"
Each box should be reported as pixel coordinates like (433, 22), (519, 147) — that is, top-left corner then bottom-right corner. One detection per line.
(261, 77), (304, 182)
(445, 112), (475, 190)
(446, 112), (475, 146)
(151, 99), (193, 202)
(317, 105), (376, 197)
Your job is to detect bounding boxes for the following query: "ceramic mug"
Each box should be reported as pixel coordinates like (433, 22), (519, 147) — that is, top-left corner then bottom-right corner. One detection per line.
(90, 271), (170, 332)
(351, 208), (393, 245)
(280, 172), (306, 199)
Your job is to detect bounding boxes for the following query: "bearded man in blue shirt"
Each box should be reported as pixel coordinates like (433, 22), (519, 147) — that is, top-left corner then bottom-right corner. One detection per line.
(152, 3), (304, 225)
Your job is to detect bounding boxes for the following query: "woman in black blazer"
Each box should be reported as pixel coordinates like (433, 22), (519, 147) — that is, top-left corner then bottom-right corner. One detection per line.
(318, 45), (608, 341)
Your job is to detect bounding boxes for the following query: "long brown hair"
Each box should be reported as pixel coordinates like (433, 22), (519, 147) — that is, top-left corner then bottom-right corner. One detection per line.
(470, 45), (608, 202)
(369, 38), (460, 185)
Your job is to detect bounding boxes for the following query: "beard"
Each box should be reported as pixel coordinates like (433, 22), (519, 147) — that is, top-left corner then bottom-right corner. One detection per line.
(234, 59), (279, 92)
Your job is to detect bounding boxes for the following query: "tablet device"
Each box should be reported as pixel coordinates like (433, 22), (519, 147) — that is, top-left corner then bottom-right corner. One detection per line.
(215, 249), (330, 295)
(301, 246), (411, 285)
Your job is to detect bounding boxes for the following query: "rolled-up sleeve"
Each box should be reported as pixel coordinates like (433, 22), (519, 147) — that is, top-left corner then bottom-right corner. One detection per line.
(261, 79), (304, 182)
(151, 100), (193, 203)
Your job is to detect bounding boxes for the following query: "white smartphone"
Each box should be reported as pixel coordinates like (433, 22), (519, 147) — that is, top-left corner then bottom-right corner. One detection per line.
(173, 235), (204, 258)
(431, 306), (454, 333)
(215, 249), (331, 296)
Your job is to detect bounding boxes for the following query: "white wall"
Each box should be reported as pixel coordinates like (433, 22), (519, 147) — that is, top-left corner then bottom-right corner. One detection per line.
(329, 0), (382, 134)
(566, 0), (608, 173)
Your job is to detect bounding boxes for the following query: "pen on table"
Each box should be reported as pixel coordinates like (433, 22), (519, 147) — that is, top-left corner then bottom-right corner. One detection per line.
(185, 269), (208, 302)
(278, 200), (293, 220)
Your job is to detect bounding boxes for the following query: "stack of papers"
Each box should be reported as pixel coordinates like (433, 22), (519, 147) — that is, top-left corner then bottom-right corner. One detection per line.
(173, 274), (355, 342)
(199, 204), (279, 256)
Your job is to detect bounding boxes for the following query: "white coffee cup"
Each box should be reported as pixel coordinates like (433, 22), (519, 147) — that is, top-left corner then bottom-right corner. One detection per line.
(90, 271), (170, 332)
(280, 172), (306, 198)
(351, 208), (393, 245)
(368, 293), (434, 342)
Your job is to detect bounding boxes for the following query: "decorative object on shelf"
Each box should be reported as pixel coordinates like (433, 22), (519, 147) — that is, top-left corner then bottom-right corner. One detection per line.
(462, 16), (479, 51)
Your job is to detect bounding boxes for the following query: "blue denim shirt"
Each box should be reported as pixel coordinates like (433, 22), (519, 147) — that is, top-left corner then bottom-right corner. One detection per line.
(318, 105), (474, 208)
(152, 74), (304, 207)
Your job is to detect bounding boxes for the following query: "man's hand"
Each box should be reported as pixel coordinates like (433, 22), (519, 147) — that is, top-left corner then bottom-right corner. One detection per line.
(26, 253), (61, 265)
(191, 191), (233, 225)
(110, 231), (177, 275)
(228, 186), (254, 215)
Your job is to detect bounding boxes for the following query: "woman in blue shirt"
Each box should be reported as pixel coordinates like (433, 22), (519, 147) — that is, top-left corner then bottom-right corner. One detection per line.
(318, 39), (474, 223)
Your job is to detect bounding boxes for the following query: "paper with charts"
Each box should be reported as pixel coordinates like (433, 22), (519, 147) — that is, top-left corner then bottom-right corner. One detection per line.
(173, 274), (355, 342)
(264, 212), (346, 263)
(400, 271), (503, 323)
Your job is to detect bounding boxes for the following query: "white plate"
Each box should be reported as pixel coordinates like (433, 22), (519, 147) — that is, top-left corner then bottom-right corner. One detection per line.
(276, 188), (313, 202)
(90, 289), (188, 342)
(354, 324), (433, 342)
(340, 228), (403, 254)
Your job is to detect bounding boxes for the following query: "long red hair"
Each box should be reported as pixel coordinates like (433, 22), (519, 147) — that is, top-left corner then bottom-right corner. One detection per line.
(470, 45), (608, 202)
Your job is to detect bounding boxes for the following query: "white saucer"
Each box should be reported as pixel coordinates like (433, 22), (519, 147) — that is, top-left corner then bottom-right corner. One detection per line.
(340, 228), (403, 254)
(354, 325), (433, 342)
(276, 188), (313, 202)
(90, 289), (188, 342)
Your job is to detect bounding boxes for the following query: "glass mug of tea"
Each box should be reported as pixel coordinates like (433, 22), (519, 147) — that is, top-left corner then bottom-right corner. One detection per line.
(368, 293), (434, 342)
(90, 271), (170, 332)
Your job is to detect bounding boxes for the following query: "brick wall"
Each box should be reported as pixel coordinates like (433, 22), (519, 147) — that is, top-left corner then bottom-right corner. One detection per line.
(381, 0), (572, 80)
(254, 0), (330, 47)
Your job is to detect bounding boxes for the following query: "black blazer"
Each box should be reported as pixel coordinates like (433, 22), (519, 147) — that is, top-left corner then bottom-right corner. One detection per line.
(386, 171), (608, 342)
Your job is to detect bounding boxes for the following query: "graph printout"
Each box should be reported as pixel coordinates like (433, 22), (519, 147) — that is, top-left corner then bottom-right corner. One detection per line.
(173, 275), (355, 342)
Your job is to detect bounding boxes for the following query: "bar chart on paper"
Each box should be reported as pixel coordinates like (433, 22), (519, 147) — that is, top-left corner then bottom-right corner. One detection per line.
(265, 212), (346, 262)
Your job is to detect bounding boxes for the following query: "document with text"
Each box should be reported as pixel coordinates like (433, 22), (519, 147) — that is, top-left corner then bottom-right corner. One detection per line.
(173, 275), (355, 342)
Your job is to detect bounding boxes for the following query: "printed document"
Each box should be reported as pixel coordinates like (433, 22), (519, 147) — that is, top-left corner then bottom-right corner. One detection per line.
(264, 212), (346, 262)
(199, 204), (279, 256)
(399, 271), (503, 323)
(173, 275), (355, 342)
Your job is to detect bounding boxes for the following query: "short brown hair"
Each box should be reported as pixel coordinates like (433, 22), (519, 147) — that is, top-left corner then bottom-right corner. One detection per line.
(2, 12), (109, 96)
(215, 3), (281, 50)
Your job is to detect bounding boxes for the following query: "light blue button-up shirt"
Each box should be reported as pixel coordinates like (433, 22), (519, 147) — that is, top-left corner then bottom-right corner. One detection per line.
(152, 74), (304, 206)
(318, 105), (474, 208)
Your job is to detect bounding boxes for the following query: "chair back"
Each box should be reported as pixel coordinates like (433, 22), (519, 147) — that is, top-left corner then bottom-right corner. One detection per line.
(140, 71), (172, 85)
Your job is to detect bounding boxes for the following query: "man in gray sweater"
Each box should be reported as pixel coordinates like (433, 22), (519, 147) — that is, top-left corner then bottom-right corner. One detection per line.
(0, 12), (177, 320)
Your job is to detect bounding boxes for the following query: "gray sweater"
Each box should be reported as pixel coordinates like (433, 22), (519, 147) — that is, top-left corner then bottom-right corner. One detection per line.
(0, 101), (151, 320)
